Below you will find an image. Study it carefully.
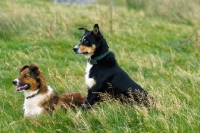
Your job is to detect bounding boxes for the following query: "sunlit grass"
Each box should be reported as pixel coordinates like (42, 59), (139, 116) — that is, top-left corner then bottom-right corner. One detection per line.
(126, 0), (200, 25)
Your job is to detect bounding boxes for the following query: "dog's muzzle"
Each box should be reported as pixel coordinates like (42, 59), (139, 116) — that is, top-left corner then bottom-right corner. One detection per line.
(12, 79), (30, 91)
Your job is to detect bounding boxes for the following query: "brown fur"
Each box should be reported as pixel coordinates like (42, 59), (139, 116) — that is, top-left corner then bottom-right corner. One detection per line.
(40, 92), (86, 113)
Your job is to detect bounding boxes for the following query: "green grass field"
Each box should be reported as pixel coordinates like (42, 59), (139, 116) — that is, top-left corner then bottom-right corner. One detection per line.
(0, 0), (200, 132)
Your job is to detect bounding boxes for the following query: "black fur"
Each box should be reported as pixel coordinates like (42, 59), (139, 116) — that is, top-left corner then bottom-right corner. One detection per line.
(86, 52), (148, 106)
(74, 24), (151, 109)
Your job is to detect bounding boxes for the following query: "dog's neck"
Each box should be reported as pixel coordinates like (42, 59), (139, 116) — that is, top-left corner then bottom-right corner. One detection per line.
(88, 51), (109, 64)
(25, 88), (41, 99)
(24, 84), (48, 99)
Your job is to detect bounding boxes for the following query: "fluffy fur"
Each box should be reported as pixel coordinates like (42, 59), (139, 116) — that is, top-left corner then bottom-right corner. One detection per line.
(73, 24), (155, 110)
(12, 64), (86, 118)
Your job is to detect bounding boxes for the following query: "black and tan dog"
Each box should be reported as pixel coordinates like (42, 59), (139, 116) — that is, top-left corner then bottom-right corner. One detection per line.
(12, 64), (86, 118)
(73, 24), (154, 109)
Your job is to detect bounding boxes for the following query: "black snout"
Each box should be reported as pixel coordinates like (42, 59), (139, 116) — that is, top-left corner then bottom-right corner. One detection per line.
(73, 47), (78, 53)
(12, 80), (17, 85)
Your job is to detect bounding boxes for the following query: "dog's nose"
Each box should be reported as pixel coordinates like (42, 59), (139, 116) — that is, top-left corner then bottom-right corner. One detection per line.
(73, 46), (79, 53)
(12, 80), (17, 85)
(73, 47), (78, 52)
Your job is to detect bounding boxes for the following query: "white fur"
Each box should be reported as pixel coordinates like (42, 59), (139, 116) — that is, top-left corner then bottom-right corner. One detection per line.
(23, 86), (54, 118)
(85, 62), (96, 88)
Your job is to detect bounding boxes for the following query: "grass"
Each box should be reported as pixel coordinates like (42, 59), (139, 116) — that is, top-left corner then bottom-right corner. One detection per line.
(0, 0), (200, 132)
(126, 0), (200, 25)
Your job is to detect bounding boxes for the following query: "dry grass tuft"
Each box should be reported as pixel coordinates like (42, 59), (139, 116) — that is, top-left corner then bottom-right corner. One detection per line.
(94, 88), (156, 108)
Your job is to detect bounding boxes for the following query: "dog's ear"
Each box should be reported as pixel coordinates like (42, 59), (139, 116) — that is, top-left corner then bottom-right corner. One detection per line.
(19, 65), (29, 73)
(78, 27), (88, 34)
(29, 64), (39, 76)
(93, 24), (99, 36)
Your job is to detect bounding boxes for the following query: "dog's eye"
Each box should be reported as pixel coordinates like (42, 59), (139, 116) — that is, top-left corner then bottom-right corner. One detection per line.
(83, 38), (88, 43)
(24, 75), (29, 78)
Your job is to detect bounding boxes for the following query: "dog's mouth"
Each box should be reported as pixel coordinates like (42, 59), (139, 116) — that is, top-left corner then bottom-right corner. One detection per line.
(73, 48), (88, 55)
(82, 52), (88, 55)
(16, 84), (30, 91)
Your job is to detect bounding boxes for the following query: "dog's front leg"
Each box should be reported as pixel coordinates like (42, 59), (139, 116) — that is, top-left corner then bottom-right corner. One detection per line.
(82, 87), (101, 111)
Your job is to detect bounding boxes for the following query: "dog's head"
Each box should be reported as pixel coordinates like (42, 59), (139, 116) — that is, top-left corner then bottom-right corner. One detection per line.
(12, 64), (45, 92)
(73, 24), (109, 58)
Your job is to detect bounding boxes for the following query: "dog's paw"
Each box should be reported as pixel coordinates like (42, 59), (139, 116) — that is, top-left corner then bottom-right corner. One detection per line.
(81, 106), (87, 111)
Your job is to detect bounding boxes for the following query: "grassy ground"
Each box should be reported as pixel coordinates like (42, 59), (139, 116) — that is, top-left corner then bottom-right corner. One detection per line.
(0, 0), (200, 132)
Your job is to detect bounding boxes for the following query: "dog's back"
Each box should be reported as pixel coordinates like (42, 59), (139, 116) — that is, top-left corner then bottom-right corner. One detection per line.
(40, 91), (86, 112)
(59, 92), (86, 108)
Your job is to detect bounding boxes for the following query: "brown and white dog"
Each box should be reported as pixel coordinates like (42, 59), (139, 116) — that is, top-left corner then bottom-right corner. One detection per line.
(12, 64), (86, 118)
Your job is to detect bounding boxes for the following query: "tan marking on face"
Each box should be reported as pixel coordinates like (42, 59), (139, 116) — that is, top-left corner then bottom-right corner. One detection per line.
(79, 44), (96, 56)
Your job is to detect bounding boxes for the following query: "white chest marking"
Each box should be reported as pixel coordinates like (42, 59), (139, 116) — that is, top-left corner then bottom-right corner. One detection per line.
(85, 62), (96, 88)
(23, 86), (54, 118)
